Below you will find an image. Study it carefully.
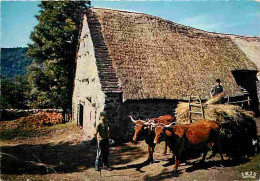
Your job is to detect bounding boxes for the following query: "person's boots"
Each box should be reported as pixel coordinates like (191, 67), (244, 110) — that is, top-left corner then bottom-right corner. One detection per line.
(103, 156), (111, 170)
(95, 159), (100, 171)
(103, 157), (107, 170)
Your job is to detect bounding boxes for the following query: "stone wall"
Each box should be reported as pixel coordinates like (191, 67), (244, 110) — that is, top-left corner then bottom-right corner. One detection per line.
(122, 99), (178, 139)
(104, 98), (178, 141)
(103, 93), (123, 140)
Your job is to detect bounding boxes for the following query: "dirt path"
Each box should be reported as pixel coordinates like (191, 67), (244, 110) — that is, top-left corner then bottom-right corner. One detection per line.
(1, 118), (260, 181)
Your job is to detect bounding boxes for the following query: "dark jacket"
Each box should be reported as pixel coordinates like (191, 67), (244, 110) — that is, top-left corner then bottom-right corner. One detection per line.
(211, 84), (223, 97)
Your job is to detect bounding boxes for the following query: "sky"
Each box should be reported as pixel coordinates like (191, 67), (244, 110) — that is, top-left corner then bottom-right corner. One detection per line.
(1, 1), (260, 48)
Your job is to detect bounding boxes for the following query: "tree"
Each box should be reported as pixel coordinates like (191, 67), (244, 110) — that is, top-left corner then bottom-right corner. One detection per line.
(27, 1), (86, 109)
(0, 75), (31, 109)
(1, 48), (33, 78)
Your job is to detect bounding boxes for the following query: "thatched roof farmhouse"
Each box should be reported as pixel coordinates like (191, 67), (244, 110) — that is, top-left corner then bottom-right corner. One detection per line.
(72, 8), (259, 140)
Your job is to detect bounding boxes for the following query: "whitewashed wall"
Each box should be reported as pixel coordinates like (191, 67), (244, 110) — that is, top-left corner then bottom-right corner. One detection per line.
(72, 14), (105, 140)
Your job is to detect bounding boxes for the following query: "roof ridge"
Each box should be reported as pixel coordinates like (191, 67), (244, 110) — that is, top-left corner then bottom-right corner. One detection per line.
(91, 7), (259, 39)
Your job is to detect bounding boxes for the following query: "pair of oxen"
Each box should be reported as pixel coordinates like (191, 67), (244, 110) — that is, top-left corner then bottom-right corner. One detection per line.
(130, 115), (175, 162)
(130, 115), (224, 171)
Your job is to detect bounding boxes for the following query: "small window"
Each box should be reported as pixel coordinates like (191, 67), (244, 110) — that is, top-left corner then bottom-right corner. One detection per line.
(82, 78), (89, 84)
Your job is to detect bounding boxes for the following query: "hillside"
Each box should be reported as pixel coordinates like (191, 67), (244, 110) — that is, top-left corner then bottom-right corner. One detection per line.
(1, 48), (32, 78)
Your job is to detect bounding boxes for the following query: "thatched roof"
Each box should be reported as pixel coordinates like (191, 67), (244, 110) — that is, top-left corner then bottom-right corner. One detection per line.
(231, 36), (260, 72)
(85, 8), (258, 101)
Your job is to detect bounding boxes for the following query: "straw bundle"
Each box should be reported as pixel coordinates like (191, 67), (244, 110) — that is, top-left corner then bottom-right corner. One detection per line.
(205, 92), (226, 105)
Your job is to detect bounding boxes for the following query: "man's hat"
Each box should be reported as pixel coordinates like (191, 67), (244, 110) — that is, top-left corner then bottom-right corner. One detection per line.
(216, 78), (221, 83)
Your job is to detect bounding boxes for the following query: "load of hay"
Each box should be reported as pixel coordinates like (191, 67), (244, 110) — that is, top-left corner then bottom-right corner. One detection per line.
(175, 102), (254, 124)
(175, 94), (258, 158)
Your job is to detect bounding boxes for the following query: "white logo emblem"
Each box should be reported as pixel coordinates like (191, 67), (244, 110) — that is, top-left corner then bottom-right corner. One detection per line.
(241, 171), (257, 179)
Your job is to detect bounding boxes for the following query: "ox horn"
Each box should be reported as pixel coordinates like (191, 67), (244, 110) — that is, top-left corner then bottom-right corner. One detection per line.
(138, 119), (147, 123)
(144, 121), (152, 125)
(129, 115), (137, 123)
(165, 122), (176, 128)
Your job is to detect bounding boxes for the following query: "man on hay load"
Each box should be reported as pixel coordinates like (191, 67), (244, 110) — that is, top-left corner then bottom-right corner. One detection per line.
(95, 112), (110, 171)
(210, 78), (224, 97)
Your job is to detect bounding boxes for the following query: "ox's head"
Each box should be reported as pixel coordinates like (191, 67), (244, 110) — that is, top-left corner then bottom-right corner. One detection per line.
(154, 122), (175, 144)
(133, 120), (148, 141)
(130, 116), (150, 141)
(154, 123), (166, 144)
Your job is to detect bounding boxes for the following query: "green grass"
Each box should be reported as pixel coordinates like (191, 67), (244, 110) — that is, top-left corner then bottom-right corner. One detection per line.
(46, 121), (76, 130)
(236, 153), (260, 173)
(0, 128), (38, 140)
(0, 121), (76, 141)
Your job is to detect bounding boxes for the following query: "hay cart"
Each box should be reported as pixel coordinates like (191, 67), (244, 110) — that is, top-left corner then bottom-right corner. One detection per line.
(176, 91), (258, 158)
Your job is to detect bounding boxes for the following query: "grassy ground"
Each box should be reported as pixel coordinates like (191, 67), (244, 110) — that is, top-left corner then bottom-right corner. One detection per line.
(1, 118), (260, 181)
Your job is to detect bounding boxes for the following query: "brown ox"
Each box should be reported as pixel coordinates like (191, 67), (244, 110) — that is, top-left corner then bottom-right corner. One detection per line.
(154, 120), (223, 171)
(149, 115), (176, 124)
(131, 115), (175, 163)
(157, 115), (176, 122)
(149, 115), (175, 155)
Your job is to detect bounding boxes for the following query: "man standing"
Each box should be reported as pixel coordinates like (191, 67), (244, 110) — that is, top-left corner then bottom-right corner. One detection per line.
(95, 112), (110, 171)
(210, 78), (224, 97)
